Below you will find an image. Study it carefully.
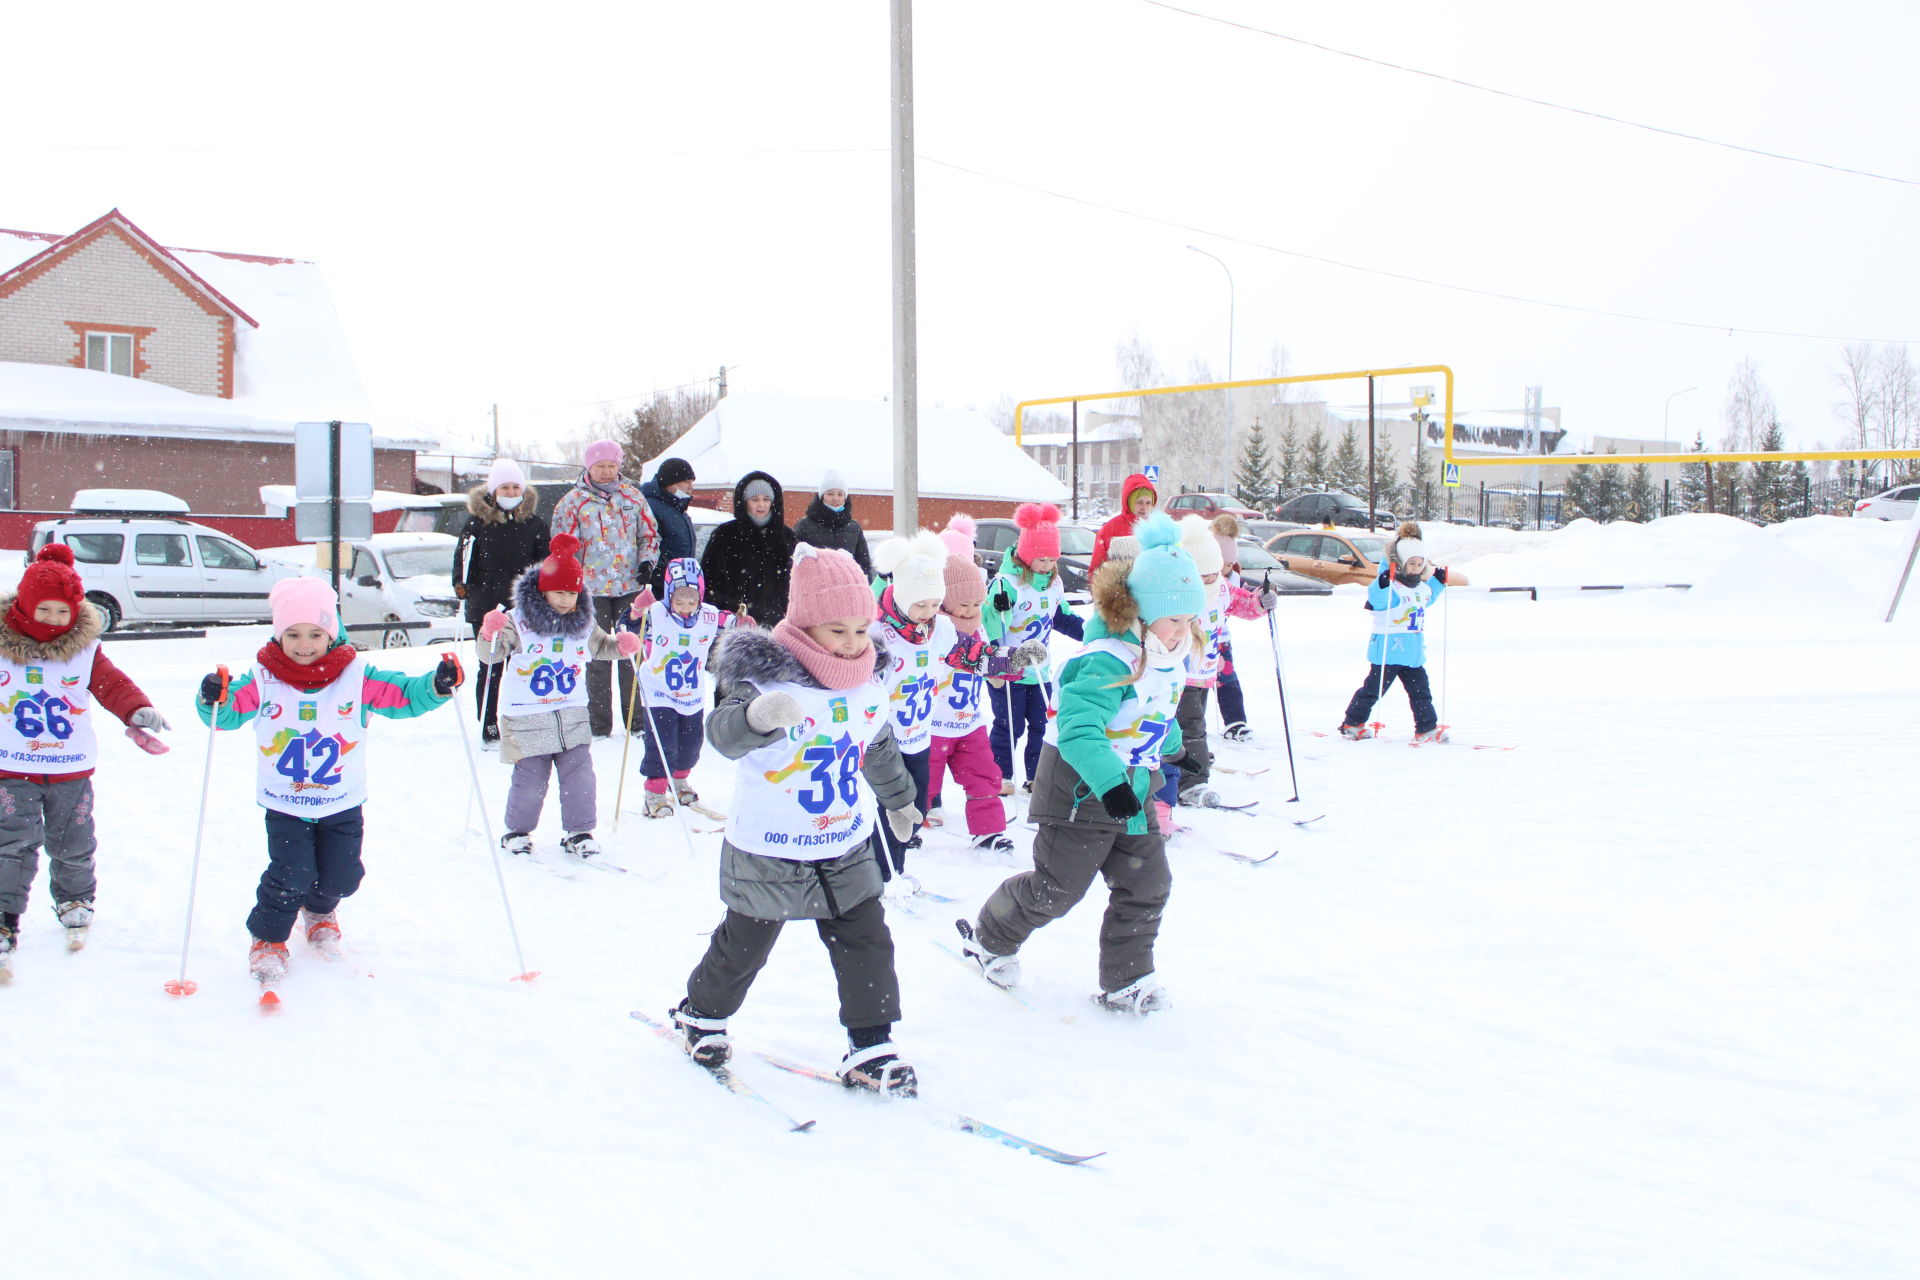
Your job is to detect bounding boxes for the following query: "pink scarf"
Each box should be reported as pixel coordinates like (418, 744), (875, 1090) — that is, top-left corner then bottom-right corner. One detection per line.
(771, 618), (875, 691)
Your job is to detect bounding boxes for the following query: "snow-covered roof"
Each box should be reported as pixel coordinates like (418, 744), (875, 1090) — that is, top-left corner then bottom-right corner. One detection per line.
(1326, 405), (1575, 455)
(647, 395), (1070, 502)
(0, 214), (432, 447)
(1020, 419), (1142, 448)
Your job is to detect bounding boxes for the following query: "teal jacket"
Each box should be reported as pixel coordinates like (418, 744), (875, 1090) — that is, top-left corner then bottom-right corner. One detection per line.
(1050, 615), (1183, 836)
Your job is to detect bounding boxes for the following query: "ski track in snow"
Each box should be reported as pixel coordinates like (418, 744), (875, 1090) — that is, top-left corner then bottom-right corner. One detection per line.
(4, 516), (1916, 1279)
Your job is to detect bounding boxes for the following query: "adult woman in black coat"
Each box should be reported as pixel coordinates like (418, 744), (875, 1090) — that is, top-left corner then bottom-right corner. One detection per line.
(453, 459), (550, 739)
(792, 467), (874, 580)
(699, 470), (798, 626)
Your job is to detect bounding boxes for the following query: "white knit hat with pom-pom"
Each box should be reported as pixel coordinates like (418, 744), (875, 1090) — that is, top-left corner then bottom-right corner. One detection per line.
(874, 529), (951, 606)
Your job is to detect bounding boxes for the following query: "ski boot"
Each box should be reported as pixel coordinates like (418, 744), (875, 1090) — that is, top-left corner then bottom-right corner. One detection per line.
(560, 831), (602, 862)
(248, 937), (290, 984)
(954, 919), (1021, 988)
(998, 779), (1015, 798)
(0, 912), (16, 984)
(299, 908), (342, 959)
(644, 791), (675, 820)
(670, 1001), (732, 1068)
(838, 1041), (918, 1098)
(970, 832), (1015, 857)
(1410, 726), (1450, 745)
(923, 802), (945, 828)
(1095, 973), (1170, 1016)
(1179, 784), (1222, 808)
(501, 832), (534, 856)
(55, 899), (93, 951)
(1337, 723), (1376, 741)
(672, 780), (700, 808)
(1153, 800), (1183, 836)
(1221, 722), (1252, 743)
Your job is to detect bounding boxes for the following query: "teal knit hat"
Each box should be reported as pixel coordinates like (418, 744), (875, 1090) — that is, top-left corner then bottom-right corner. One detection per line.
(1126, 513), (1207, 623)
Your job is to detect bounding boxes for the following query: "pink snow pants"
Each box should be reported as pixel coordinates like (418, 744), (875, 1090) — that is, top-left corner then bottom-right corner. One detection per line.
(928, 729), (1006, 836)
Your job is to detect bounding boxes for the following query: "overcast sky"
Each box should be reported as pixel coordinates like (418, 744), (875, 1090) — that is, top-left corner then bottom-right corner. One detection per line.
(5, 0), (1915, 461)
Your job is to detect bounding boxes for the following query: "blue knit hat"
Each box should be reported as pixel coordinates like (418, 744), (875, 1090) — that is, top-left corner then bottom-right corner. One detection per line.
(1126, 513), (1207, 623)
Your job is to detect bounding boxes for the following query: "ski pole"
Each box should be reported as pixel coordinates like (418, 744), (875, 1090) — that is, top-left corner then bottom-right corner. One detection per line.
(1261, 577), (1303, 804)
(631, 649), (699, 860)
(613, 618), (643, 832)
(166, 665), (228, 997)
(1439, 580), (1451, 729)
(448, 651), (538, 984)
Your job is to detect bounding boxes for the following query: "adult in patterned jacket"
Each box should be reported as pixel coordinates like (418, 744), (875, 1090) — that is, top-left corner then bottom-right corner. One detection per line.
(0, 544), (169, 966)
(548, 440), (661, 737)
(980, 502), (1086, 793)
(453, 457), (550, 743)
(665, 544), (925, 1096)
(196, 577), (457, 984)
(699, 470), (798, 628)
(957, 513), (1204, 1015)
(792, 468), (874, 580)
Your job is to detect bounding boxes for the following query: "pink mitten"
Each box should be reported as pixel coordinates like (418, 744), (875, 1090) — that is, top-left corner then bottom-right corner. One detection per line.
(616, 631), (642, 658)
(125, 725), (170, 756)
(630, 588), (657, 617)
(736, 611), (757, 631)
(479, 608), (507, 641)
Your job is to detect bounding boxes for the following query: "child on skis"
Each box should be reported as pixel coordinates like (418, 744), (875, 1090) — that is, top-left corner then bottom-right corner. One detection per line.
(623, 557), (749, 819)
(478, 534), (640, 860)
(0, 545), (169, 967)
(925, 517), (1042, 859)
(1338, 522), (1451, 743)
(958, 513), (1204, 1015)
(667, 543), (926, 1094)
(1170, 515), (1278, 809)
(197, 577), (459, 982)
(981, 502), (1085, 796)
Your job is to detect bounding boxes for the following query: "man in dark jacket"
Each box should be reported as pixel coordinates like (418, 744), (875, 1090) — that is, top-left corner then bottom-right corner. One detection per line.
(453, 459), (550, 740)
(700, 471), (798, 626)
(640, 457), (698, 592)
(792, 467), (874, 580)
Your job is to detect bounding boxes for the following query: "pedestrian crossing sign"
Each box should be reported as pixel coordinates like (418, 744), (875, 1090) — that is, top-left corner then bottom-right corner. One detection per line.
(1443, 461), (1461, 488)
(1143, 464), (1160, 482)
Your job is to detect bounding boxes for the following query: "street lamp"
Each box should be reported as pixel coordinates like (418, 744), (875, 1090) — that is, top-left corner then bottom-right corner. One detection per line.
(1186, 244), (1235, 492)
(1662, 386), (1697, 448)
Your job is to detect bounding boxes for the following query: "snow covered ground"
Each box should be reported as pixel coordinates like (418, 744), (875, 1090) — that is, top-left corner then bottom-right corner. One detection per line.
(4, 515), (1916, 1279)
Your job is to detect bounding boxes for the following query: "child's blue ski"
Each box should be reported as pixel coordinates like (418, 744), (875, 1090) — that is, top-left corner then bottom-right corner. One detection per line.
(629, 1011), (815, 1133)
(754, 1051), (1104, 1166)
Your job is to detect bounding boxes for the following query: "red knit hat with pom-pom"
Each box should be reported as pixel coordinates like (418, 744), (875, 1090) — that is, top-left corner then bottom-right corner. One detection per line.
(538, 533), (586, 594)
(1014, 502), (1061, 563)
(9, 542), (88, 639)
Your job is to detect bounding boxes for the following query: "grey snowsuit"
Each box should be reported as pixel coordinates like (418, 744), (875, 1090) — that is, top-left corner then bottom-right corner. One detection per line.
(486, 573), (627, 835)
(683, 628), (917, 1030)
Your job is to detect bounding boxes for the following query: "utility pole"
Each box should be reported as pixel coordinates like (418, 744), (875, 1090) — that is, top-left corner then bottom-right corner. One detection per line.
(890, 0), (919, 536)
(717, 365), (729, 400)
(491, 404), (499, 456)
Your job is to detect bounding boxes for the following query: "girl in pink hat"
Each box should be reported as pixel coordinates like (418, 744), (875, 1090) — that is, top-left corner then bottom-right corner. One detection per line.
(980, 503), (1086, 795)
(197, 577), (460, 988)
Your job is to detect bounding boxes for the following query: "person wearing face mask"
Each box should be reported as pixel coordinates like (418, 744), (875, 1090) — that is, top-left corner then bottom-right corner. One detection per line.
(956, 513), (1204, 1017)
(699, 470), (798, 629)
(640, 457), (699, 593)
(454, 457), (551, 743)
(792, 469), (874, 580)
(1337, 521), (1452, 743)
(550, 441), (661, 737)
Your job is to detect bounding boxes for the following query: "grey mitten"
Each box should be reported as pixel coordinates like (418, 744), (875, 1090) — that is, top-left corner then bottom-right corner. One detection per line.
(131, 707), (171, 731)
(885, 804), (924, 843)
(1008, 640), (1050, 674)
(745, 692), (805, 733)
(1257, 587), (1279, 611)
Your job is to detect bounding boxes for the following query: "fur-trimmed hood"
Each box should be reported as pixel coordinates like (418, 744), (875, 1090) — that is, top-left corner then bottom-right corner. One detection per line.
(711, 625), (890, 692)
(509, 565), (594, 637)
(466, 483), (541, 526)
(1089, 560), (1141, 638)
(0, 592), (105, 664)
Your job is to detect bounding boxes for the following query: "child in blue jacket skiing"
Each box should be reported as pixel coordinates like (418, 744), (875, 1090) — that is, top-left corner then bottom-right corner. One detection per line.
(1338, 522), (1452, 743)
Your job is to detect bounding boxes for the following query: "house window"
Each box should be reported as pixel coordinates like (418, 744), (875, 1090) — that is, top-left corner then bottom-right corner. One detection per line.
(86, 332), (135, 377)
(0, 450), (13, 510)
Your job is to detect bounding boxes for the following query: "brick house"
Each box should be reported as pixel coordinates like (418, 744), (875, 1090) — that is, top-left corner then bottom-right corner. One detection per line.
(0, 209), (430, 544)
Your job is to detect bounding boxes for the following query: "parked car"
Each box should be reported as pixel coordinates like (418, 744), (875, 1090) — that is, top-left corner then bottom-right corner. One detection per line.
(261, 533), (463, 649)
(1163, 492), (1263, 522)
(1230, 539), (1331, 595)
(1271, 490), (1396, 530)
(1240, 519), (1305, 546)
(1264, 528), (1469, 588)
(970, 518), (1096, 601)
(1854, 484), (1920, 520)
(28, 499), (296, 631)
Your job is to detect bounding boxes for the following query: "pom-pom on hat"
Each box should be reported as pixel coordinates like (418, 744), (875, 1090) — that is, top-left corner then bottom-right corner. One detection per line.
(583, 440), (621, 469)
(785, 543), (878, 628)
(10, 542), (87, 637)
(1388, 521), (1428, 567)
(269, 576), (340, 639)
(538, 533), (586, 594)
(1125, 513), (1207, 624)
(1107, 534), (1143, 563)
(1014, 502), (1061, 564)
(1177, 514), (1224, 577)
(486, 457), (526, 492)
(874, 530), (950, 607)
(1211, 513), (1243, 569)
(938, 513), (977, 561)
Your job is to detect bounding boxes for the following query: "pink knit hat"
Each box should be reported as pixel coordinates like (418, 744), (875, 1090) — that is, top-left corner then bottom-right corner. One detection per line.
(943, 554), (986, 609)
(1014, 502), (1061, 563)
(270, 577), (339, 638)
(784, 544), (877, 628)
(582, 439), (621, 469)
(939, 513), (976, 560)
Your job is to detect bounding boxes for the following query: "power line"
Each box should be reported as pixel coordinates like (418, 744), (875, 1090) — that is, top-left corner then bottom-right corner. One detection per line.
(917, 154), (1916, 344)
(1138, 0), (1920, 188)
